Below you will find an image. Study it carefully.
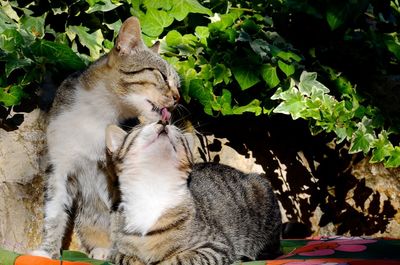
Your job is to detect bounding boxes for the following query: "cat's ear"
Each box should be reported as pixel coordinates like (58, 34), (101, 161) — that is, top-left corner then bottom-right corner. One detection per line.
(150, 41), (161, 53)
(115, 16), (144, 56)
(106, 125), (127, 154)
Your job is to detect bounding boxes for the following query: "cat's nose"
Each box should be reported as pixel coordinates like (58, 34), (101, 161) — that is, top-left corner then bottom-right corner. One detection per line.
(157, 119), (168, 126)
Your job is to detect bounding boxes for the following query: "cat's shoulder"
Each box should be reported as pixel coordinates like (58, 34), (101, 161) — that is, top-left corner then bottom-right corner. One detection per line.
(191, 162), (251, 176)
(189, 162), (270, 187)
(49, 70), (83, 116)
(192, 162), (239, 171)
(190, 162), (259, 182)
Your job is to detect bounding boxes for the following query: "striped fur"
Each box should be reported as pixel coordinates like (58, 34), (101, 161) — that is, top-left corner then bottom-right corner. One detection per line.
(106, 123), (282, 265)
(31, 17), (180, 259)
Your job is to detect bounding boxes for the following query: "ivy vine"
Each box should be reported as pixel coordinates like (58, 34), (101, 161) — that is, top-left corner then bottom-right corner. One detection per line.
(0, 0), (399, 167)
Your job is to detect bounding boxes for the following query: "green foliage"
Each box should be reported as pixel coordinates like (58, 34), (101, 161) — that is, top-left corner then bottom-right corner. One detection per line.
(271, 72), (400, 167)
(1, 0), (399, 168)
(0, 1), (86, 109)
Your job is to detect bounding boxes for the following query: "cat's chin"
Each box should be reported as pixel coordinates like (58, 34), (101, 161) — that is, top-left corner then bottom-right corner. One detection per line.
(28, 249), (52, 258)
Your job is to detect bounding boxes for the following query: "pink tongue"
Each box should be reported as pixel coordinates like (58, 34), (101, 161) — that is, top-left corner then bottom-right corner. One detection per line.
(161, 108), (171, 122)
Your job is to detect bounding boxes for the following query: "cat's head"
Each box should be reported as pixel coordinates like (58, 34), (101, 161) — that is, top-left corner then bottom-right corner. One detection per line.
(105, 121), (194, 178)
(106, 17), (180, 122)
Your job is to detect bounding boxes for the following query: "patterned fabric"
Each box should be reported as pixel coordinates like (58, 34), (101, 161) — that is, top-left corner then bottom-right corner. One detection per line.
(239, 237), (400, 265)
(1, 237), (399, 265)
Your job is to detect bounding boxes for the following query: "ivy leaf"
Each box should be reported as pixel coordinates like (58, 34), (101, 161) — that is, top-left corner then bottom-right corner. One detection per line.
(180, 68), (197, 102)
(182, 34), (197, 46)
(385, 146), (400, 168)
(349, 123), (375, 154)
(104, 20), (122, 38)
(142, 0), (172, 10)
(334, 127), (349, 143)
(213, 64), (231, 85)
(232, 99), (262, 115)
(250, 39), (270, 60)
(232, 65), (260, 90)
(272, 87), (307, 120)
(0, 28), (24, 52)
(261, 64), (280, 88)
(86, 0), (122, 13)
(189, 79), (214, 115)
(0, 85), (25, 107)
(276, 50), (302, 62)
(326, 10), (344, 30)
(20, 14), (46, 39)
(5, 54), (32, 77)
(384, 33), (400, 60)
(165, 30), (183, 47)
(215, 89), (232, 115)
(140, 9), (174, 37)
(67, 26), (104, 59)
(209, 10), (243, 32)
(169, 0), (212, 21)
(326, 5), (348, 30)
(299, 71), (330, 97)
(195, 26), (209, 45)
(30, 40), (86, 70)
(370, 131), (394, 163)
(1, 2), (19, 22)
(277, 60), (295, 77)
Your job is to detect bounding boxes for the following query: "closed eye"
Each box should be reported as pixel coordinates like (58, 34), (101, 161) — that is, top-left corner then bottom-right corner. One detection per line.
(118, 68), (156, 75)
(119, 80), (158, 88)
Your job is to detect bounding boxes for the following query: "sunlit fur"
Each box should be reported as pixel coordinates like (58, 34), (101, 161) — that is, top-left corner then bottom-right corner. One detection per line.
(106, 122), (281, 265)
(30, 17), (180, 260)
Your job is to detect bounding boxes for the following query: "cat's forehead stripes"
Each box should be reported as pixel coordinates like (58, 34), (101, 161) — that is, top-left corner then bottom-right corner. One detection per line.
(115, 126), (143, 162)
(118, 67), (175, 89)
(112, 125), (193, 172)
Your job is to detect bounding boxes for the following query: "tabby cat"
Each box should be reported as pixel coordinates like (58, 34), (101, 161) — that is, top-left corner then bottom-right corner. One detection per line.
(30, 17), (180, 259)
(105, 119), (282, 265)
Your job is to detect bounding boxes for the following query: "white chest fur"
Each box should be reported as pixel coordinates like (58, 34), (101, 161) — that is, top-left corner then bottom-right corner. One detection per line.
(119, 167), (188, 236)
(47, 83), (119, 167)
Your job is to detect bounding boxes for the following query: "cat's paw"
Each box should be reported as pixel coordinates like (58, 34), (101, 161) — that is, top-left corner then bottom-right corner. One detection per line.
(28, 249), (52, 258)
(113, 252), (144, 265)
(89, 247), (110, 260)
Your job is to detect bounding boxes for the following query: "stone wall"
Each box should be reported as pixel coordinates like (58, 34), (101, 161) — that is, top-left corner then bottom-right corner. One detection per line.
(0, 110), (399, 254)
(0, 109), (46, 253)
(192, 113), (400, 238)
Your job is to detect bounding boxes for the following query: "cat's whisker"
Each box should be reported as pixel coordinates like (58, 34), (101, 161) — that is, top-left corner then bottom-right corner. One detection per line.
(171, 114), (192, 127)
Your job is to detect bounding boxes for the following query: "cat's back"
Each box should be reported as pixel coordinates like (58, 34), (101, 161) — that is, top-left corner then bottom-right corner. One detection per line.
(49, 55), (108, 118)
(188, 162), (281, 259)
(189, 162), (277, 210)
(49, 71), (82, 117)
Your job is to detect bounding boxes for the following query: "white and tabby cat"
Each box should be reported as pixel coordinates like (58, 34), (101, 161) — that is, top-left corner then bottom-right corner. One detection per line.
(105, 119), (282, 265)
(31, 17), (180, 259)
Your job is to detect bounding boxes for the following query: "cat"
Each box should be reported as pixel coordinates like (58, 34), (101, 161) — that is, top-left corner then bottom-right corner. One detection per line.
(30, 16), (180, 260)
(105, 118), (282, 265)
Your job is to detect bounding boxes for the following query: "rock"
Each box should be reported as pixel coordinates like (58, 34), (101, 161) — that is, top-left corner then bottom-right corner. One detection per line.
(191, 114), (400, 238)
(350, 158), (400, 237)
(0, 109), (46, 253)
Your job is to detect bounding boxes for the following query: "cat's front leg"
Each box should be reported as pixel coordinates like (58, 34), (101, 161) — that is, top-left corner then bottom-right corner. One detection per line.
(31, 168), (77, 259)
(158, 246), (233, 265)
(110, 251), (144, 265)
